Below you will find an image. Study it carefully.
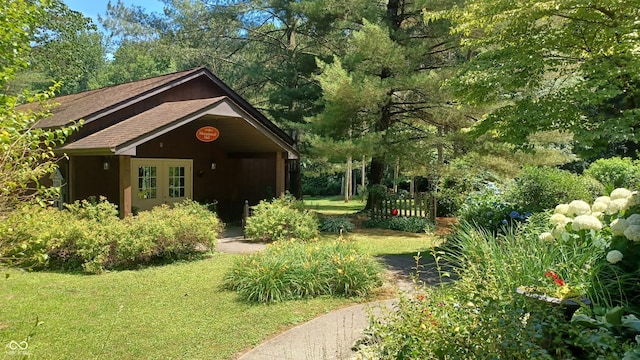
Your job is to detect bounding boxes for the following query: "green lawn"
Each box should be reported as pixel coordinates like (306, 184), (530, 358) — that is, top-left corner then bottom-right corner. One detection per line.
(303, 196), (366, 214)
(0, 254), (353, 360)
(0, 222), (440, 359)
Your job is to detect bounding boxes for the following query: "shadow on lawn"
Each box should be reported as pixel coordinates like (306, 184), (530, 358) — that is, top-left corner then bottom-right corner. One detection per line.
(378, 252), (456, 287)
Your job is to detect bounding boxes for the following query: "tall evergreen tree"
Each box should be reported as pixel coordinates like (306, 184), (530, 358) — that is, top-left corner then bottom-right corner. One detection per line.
(311, 0), (467, 206)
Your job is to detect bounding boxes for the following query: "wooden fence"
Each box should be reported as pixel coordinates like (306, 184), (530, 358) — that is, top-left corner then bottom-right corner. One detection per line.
(371, 192), (436, 222)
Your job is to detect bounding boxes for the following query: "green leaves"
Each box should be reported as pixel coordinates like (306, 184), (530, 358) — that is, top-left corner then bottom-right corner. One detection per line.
(439, 0), (640, 156)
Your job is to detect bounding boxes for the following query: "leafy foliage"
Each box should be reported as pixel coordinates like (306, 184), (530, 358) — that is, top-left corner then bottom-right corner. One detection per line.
(364, 216), (435, 233)
(363, 218), (639, 358)
(244, 195), (319, 242)
(0, 199), (221, 273)
(507, 166), (603, 213)
(319, 216), (355, 234)
(584, 157), (640, 193)
(224, 238), (382, 303)
(435, 0), (640, 157)
(0, 0), (79, 216)
(457, 183), (525, 234)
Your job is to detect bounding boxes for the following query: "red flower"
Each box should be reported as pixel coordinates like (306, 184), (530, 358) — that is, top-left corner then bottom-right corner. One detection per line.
(391, 208), (399, 216)
(545, 271), (558, 279)
(417, 294), (425, 301)
(554, 279), (565, 286)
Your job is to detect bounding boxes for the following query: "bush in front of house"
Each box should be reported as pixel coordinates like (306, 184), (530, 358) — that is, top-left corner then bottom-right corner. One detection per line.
(0, 198), (222, 273)
(224, 238), (382, 303)
(244, 194), (319, 242)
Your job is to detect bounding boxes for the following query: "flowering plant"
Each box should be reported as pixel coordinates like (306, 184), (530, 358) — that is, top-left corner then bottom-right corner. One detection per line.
(518, 270), (584, 301)
(538, 188), (640, 315)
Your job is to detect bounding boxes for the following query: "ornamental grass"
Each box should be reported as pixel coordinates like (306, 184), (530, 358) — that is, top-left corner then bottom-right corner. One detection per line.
(223, 238), (383, 303)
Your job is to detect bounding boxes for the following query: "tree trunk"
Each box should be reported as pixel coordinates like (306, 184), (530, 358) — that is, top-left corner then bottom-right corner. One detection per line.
(393, 157), (399, 193)
(345, 156), (352, 202)
(361, 155), (366, 192)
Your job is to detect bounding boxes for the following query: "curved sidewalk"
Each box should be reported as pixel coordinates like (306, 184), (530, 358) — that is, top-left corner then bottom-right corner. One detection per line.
(216, 227), (413, 360)
(236, 299), (395, 360)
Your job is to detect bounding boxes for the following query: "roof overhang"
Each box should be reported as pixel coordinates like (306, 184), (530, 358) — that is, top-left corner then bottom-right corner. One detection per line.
(59, 98), (299, 159)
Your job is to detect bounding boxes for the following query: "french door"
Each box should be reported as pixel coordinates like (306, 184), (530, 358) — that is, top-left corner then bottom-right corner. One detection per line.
(131, 158), (193, 211)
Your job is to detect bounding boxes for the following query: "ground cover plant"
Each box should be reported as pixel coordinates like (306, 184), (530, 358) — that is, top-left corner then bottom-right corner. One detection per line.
(364, 216), (435, 233)
(245, 195), (319, 242)
(224, 238), (383, 303)
(0, 198), (221, 273)
(319, 216), (356, 233)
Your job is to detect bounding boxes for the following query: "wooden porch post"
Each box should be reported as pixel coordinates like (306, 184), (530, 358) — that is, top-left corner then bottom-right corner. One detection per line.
(119, 155), (132, 218)
(276, 152), (285, 197)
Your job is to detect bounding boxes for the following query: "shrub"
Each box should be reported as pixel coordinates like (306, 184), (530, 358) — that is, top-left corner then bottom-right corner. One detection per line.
(362, 218), (624, 358)
(436, 188), (463, 217)
(63, 196), (118, 222)
(584, 157), (640, 193)
(0, 199), (222, 273)
(320, 216), (355, 233)
(363, 216), (434, 233)
(244, 195), (319, 242)
(224, 238), (383, 303)
(507, 166), (602, 213)
(457, 182), (531, 234)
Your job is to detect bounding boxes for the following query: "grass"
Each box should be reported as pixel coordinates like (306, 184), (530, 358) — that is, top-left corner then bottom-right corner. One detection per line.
(0, 195), (443, 359)
(0, 254), (353, 360)
(0, 231), (441, 359)
(303, 195), (366, 215)
(325, 229), (440, 256)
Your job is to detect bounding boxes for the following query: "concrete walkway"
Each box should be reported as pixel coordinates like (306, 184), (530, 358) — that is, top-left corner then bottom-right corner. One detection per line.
(216, 227), (415, 360)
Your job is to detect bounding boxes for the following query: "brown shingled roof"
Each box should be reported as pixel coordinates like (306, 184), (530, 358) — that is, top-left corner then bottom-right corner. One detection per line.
(33, 67), (205, 128)
(28, 66), (296, 151)
(61, 98), (225, 154)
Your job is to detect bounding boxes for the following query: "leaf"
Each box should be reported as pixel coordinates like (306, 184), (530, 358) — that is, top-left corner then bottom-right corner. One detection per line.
(605, 306), (625, 326)
(623, 315), (640, 333)
(571, 314), (601, 329)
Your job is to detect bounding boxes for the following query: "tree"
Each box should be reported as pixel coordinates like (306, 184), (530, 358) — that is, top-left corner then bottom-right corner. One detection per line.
(0, 0), (78, 215)
(7, 0), (106, 95)
(436, 0), (640, 158)
(311, 0), (467, 207)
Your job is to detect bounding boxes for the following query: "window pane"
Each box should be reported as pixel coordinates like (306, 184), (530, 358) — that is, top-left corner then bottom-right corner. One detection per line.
(137, 166), (157, 199)
(168, 166), (185, 198)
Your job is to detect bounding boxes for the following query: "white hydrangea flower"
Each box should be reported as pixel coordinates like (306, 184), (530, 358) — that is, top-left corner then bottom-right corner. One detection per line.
(623, 225), (640, 242)
(594, 196), (611, 205)
(606, 250), (624, 264)
(552, 224), (566, 240)
(567, 200), (591, 216)
(572, 215), (603, 231)
(610, 218), (630, 236)
(606, 198), (629, 215)
(591, 211), (603, 219)
(555, 204), (570, 214)
(628, 193), (640, 208)
(538, 232), (554, 242)
(591, 201), (609, 213)
(610, 188), (632, 200)
(550, 213), (571, 226)
(627, 213), (640, 226)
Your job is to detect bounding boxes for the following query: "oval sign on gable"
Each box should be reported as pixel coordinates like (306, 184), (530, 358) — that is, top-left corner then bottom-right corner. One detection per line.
(196, 126), (220, 142)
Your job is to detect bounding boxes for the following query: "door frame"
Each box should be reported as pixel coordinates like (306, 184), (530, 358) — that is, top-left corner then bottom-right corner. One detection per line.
(130, 158), (193, 211)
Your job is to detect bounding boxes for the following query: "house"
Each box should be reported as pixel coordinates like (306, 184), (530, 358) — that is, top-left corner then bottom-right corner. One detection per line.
(32, 67), (300, 220)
